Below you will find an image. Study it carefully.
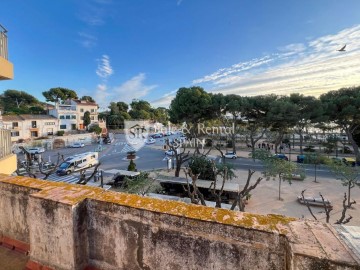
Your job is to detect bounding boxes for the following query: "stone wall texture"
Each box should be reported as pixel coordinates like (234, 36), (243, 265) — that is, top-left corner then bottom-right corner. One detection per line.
(0, 174), (359, 270)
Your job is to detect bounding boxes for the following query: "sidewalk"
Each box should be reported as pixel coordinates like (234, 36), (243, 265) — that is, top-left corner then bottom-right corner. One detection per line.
(152, 167), (360, 226)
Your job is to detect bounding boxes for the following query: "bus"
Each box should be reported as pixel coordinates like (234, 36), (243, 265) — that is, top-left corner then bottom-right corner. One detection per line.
(56, 152), (99, 175)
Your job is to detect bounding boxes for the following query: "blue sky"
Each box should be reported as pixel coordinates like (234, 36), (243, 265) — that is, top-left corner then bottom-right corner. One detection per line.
(1, 0), (360, 110)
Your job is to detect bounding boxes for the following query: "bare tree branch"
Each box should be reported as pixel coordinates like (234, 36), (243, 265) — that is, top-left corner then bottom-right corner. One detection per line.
(300, 189), (318, 221)
(335, 193), (356, 224)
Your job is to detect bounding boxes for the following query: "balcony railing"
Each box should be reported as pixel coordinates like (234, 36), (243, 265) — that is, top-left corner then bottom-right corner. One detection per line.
(0, 24), (8, 60)
(0, 129), (12, 159)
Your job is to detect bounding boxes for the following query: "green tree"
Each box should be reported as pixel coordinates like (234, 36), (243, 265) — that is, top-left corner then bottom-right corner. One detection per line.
(220, 94), (243, 153)
(169, 87), (214, 153)
(120, 172), (162, 195)
(320, 87), (360, 162)
(242, 95), (275, 158)
(0, 89), (42, 114)
(188, 156), (216, 181)
(127, 159), (137, 171)
(325, 159), (359, 207)
(267, 96), (298, 153)
(42, 87), (78, 103)
(290, 94), (324, 155)
(80, 96), (95, 103)
(83, 111), (91, 129)
(252, 149), (299, 200)
(152, 107), (169, 124)
(116, 101), (129, 112)
(128, 100), (152, 120)
(88, 124), (102, 134)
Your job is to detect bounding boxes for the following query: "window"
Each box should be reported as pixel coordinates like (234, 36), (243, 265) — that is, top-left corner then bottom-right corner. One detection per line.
(47, 128), (53, 136)
(12, 122), (18, 128)
(31, 131), (38, 137)
(11, 131), (19, 137)
(31, 121), (37, 128)
(60, 115), (65, 119)
(60, 125), (67, 130)
(91, 109), (95, 113)
(90, 116), (95, 120)
(45, 122), (55, 125)
(80, 108), (84, 113)
(71, 115), (76, 119)
(66, 115), (71, 119)
(71, 124), (76, 130)
(81, 116), (84, 120)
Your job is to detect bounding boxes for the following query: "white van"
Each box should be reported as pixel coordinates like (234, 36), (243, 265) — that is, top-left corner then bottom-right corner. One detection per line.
(56, 152), (99, 175)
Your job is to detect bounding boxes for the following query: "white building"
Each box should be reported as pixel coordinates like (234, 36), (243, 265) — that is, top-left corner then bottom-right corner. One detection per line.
(1, 114), (58, 142)
(48, 99), (100, 132)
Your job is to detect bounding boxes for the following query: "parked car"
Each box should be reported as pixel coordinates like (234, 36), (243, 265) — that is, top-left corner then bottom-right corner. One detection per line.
(145, 137), (156, 144)
(152, 133), (163, 138)
(273, 154), (289, 161)
(224, 152), (237, 159)
(332, 157), (356, 167)
(26, 147), (45, 154)
(69, 142), (85, 148)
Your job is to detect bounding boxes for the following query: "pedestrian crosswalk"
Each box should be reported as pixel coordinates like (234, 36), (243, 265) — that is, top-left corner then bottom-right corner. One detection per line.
(43, 172), (111, 190)
(45, 173), (80, 184)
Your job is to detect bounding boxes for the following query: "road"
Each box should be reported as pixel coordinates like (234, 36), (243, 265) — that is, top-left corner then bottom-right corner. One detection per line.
(224, 158), (336, 179)
(18, 133), (342, 183)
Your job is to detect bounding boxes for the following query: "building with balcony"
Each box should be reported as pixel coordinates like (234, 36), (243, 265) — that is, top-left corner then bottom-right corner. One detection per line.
(0, 129), (16, 174)
(0, 24), (13, 80)
(48, 99), (100, 131)
(0, 24), (16, 175)
(73, 99), (99, 129)
(1, 114), (58, 142)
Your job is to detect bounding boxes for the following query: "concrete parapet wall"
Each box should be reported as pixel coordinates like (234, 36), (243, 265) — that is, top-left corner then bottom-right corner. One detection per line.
(0, 174), (358, 270)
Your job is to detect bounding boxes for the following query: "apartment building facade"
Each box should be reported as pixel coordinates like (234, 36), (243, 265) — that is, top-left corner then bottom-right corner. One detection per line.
(0, 24), (13, 80)
(1, 114), (58, 142)
(48, 99), (99, 131)
(0, 23), (16, 174)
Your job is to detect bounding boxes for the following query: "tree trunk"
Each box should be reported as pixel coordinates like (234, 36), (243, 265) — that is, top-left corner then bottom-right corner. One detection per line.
(278, 175), (282, 200)
(348, 184), (351, 208)
(346, 128), (360, 163)
(299, 132), (304, 155)
(175, 161), (181, 177)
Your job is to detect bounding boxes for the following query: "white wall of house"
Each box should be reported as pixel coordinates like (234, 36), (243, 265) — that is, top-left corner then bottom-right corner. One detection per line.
(1, 117), (58, 142)
(48, 100), (99, 131)
(72, 100), (98, 129)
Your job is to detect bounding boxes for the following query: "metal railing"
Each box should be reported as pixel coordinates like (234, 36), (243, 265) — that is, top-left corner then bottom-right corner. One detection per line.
(0, 24), (8, 60)
(0, 129), (12, 159)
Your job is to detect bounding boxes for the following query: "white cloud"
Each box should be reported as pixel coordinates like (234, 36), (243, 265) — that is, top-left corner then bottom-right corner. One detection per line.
(192, 24), (360, 98)
(78, 32), (97, 48)
(193, 56), (274, 84)
(112, 73), (157, 103)
(77, 0), (112, 26)
(151, 89), (178, 108)
(96, 55), (113, 80)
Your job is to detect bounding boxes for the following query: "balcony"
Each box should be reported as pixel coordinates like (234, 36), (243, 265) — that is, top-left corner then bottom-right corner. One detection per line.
(0, 24), (13, 80)
(0, 129), (17, 174)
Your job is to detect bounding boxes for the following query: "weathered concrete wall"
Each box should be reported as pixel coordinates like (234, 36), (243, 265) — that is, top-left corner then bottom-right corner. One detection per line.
(0, 174), (359, 270)
(87, 200), (287, 270)
(0, 177), (40, 243)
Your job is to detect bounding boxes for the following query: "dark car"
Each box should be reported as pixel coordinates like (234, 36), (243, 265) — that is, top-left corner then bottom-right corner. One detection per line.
(273, 154), (289, 161)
